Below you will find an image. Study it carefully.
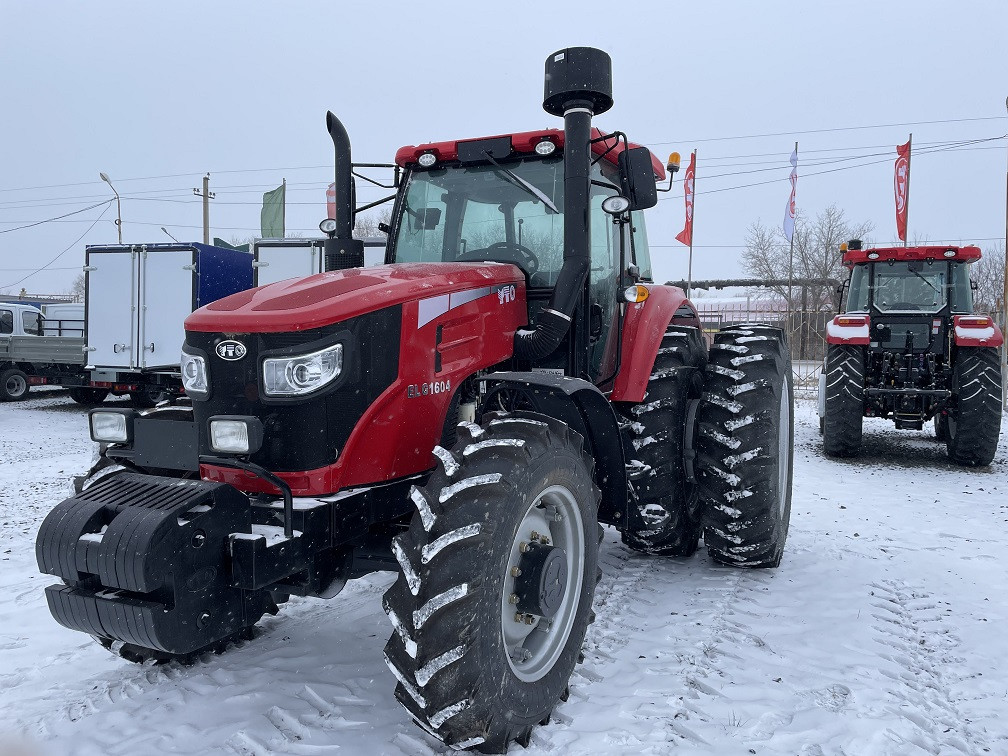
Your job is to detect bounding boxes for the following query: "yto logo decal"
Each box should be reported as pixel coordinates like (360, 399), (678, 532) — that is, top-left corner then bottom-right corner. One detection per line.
(498, 284), (516, 305)
(216, 340), (247, 361)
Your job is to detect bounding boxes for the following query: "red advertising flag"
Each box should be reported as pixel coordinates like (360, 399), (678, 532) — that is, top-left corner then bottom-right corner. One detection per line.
(894, 138), (911, 242)
(675, 151), (696, 247)
(326, 182), (337, 220)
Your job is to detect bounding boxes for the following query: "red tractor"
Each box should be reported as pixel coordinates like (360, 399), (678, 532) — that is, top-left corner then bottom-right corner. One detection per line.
(36, 48), (793, 752)
(819, 240), (1003, 465)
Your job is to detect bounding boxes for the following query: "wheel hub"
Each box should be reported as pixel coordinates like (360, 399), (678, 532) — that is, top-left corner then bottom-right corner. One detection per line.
(514, 542), (568, 619)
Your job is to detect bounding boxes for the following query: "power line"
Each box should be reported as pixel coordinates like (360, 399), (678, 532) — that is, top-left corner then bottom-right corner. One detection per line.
(1, 205), (110, 289)
(646, 115), (1008, 146)
(0, 200), (112, 234)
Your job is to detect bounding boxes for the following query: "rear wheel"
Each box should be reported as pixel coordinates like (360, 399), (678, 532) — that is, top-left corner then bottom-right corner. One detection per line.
(0, 368), (30, 401)
(946, 347), (1002, 466)
(822, 344), (864, 457)
(129, 384), (168, 409)
(696, 325), (793, 568)
(616, 325), (706, 556)
(382, 411), (600, 752)
(69, 387), (109, 406)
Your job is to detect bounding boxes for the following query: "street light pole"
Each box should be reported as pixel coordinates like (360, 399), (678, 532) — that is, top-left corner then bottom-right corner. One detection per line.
(160, 226), (180, 243)
(99, 172), (122, 244)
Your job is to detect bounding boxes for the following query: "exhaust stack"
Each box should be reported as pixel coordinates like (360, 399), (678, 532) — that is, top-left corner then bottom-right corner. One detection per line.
(514, 47), (613, 362)
(324, 111), (364, 270)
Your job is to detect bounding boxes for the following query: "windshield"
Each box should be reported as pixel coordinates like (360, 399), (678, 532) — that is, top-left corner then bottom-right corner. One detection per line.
(872, 261), (947, 313)
(391, 158), (570, 287)
(21, 310), (44, 335)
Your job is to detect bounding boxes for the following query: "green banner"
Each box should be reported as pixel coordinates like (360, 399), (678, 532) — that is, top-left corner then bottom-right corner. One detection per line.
(213, 237), (250, 253)
(260, 183), (285, 238)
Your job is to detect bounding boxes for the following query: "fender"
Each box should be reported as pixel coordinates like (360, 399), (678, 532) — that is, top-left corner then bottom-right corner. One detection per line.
(952, 315), (1004, 348)
(480, 371), (627, 526)
(825, 314), (871, 345)
(608, 284), (700, 403)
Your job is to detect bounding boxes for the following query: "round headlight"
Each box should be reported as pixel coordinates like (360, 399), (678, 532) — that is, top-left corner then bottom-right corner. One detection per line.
(943, 249), (956, 258)
(417, 152), (437, 168)
(867, 252), (880, 260)
(601, 195), (631, 215)
(534, 140), (556, 156)
(319, 218), (338, 235)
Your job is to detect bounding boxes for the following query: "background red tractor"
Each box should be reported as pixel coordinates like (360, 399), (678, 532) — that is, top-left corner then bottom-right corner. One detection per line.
(37, 48), (794, 752)
(819, 240), (1003, 465)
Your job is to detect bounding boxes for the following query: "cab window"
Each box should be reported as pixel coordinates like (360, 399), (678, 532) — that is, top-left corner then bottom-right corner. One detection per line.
(0, 309), (13, 335)
(22, 310), (44, 335)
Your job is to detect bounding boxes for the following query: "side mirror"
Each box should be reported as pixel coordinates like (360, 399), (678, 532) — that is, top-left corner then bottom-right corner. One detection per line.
(970, 279), (978, 291)
(419, 207), (442, 230)
(617, 147), (658, 211)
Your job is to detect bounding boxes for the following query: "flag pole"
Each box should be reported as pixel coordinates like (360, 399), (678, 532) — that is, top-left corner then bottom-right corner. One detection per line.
(788, 141), (797, 331)
(904, 133), (912, 247)
(687, 150), (696, 299)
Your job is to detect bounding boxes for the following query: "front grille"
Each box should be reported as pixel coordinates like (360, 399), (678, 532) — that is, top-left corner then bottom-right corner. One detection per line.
(186, 306), (401, 472)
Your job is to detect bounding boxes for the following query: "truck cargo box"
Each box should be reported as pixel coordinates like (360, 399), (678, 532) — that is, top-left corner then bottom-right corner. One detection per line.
(84, 243), (252, 373)
(252, 237), (385, 286)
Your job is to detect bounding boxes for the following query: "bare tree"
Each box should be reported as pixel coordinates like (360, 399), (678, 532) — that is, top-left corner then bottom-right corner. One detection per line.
(742, 204), (874, 310)
(353, 208), (393, 238)
(68, 273), (85, 301)
(972, 242), (1005, 316)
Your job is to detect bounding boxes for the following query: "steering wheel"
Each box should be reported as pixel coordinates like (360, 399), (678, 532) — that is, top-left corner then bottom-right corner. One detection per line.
(457, 241), (539, 276)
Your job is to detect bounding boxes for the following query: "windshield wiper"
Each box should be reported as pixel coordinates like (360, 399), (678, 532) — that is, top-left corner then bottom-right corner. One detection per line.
(483, 151), (559, 214)
(909, 268), (939, 293)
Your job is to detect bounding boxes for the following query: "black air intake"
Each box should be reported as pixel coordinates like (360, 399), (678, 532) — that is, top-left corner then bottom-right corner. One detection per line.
(515, 47), (613, 362)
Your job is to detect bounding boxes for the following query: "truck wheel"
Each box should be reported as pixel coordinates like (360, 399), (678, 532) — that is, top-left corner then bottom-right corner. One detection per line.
(616, 325), (706, 556)
(383, 411), (600, 752)
(696, 325), (793, 568)
(0, 368), (30, 401)
(822, 344), (864, 457)
(129, 385), (168, 409)
(946, 347), (1002, 466)
(69, 387), (110, 406)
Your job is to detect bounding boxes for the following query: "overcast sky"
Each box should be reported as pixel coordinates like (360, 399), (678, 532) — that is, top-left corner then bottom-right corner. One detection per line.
(2, 0), (1006, 296)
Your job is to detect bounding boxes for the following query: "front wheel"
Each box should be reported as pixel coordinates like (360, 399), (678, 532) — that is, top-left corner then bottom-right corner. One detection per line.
(382, 411), (600, 752)
(0, 368), (30, 401)
(696, 325), (793, 568)
(69, 387), (110, 406)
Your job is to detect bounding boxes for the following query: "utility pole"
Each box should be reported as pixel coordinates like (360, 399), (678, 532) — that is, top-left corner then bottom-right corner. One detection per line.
(193, 173), (215, 245)
(1002, 97), (1007, 409)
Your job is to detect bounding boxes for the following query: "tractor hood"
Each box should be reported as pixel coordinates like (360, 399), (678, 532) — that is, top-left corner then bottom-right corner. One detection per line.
(185, 262), (526, 333)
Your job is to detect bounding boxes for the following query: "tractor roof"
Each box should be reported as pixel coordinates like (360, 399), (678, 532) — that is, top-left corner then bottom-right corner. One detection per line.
(842, 244), (981, 268)
(395, 127), (666, 181)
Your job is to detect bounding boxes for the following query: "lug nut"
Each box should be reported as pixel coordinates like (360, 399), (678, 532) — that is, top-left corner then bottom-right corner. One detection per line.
(519, 541), (530, 553)
(530, 531), (540, 541)
(514, 612), (524, 623)
(509, 593), (519, 604)
(524, 614), (536, 625)
(541, 536), (551, 545)
(554, 511), (563, 522)
(511, 566), (522, 577)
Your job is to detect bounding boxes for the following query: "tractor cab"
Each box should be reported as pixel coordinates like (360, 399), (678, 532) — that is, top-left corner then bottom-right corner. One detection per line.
(387, 128), (663, 380)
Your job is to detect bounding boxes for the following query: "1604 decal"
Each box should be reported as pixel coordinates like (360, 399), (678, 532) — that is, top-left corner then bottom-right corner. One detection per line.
(407, 379), (451, 398)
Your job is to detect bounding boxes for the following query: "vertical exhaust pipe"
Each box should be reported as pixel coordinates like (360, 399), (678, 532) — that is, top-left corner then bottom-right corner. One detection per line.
(514, 47), (613, 361)
(324, 111), (364, 270)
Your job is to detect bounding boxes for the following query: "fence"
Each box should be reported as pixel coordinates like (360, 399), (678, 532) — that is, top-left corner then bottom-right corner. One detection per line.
(694, 303), (830, 391)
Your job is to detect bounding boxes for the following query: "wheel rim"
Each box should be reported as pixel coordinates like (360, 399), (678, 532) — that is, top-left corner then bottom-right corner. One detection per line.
(500, 484), (585, 683)
(6, 373), (26, 397)
(776, 387), (791, 518)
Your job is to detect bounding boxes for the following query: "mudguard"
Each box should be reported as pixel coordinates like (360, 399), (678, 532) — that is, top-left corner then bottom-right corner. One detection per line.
(608, 284), (700, 403)
(481, 371), (627, 525)
(952, 315), (1004, 348)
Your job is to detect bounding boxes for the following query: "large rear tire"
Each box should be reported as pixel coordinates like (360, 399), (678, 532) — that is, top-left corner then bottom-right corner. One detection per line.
(0, 368), (30, 401)
(616, 325), (706, 556)
(946, 347), (1002, 466)
(696, 325), (793, 568)
(382, 411), (600, 752)
(822, 344), (864, 457)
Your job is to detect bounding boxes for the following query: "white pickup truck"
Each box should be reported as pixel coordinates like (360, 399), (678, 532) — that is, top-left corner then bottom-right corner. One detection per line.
(0, 302), (88, 401)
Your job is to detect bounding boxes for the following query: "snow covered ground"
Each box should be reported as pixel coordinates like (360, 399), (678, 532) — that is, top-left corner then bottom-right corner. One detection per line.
(1, 390), (1006, 755)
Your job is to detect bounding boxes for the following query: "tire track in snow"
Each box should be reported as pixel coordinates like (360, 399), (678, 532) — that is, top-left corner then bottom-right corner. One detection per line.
(870, 578), (987, 755)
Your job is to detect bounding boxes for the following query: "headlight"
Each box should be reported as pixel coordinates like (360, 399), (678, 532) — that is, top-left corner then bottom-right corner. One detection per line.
(263, 343), (343, 397)
(89, 410), (134, 444)
(180, 350), (208, 398)
(209, 416), (264, 455)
